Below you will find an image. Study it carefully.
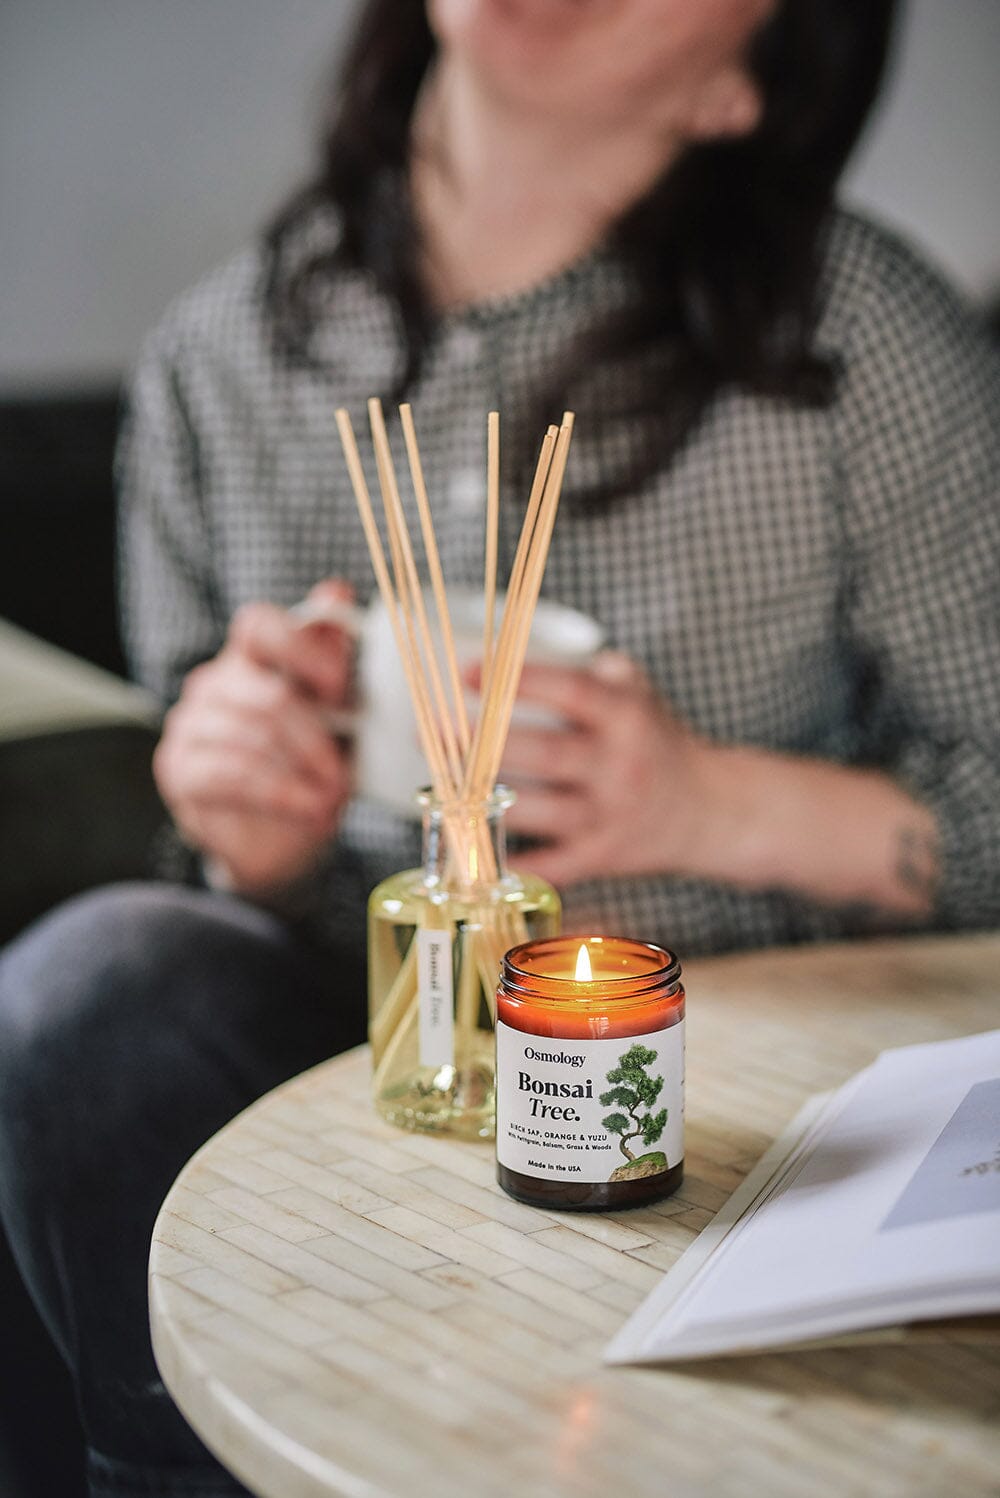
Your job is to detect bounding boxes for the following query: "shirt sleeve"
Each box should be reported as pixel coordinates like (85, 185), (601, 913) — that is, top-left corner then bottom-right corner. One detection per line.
(114, 317), (366, 934)
(833, 234), (1000, 928)
(116, 327), (225, 704)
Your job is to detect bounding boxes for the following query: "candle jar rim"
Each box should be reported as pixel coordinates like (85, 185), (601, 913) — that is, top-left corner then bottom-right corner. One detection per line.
(501, 935), (681, 1004)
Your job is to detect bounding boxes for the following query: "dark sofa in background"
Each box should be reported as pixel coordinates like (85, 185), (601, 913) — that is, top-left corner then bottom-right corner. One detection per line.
(1, 387), (164, 946)
(1, 388), (125, 675)
(1, 388), (162, 1498)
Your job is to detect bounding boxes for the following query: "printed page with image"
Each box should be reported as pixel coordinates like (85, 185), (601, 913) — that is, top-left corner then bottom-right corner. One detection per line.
(606, 1029), (1000, 1363)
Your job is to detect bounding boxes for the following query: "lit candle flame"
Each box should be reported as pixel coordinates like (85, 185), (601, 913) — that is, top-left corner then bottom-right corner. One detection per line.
(574, 943), (593, 982)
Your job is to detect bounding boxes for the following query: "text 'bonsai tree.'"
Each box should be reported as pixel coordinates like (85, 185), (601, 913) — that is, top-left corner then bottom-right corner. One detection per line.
(600, 1043), (668, 1162)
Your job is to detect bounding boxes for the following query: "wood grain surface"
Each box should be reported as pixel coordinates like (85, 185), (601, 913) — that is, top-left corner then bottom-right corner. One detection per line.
(149, 932), (1000, 1498)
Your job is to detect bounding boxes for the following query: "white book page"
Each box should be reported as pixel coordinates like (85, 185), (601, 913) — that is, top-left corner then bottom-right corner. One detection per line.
(608, 1029), (1000, 1363)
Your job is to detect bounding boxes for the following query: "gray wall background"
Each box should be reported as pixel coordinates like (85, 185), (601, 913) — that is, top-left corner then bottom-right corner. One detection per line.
(1, 0), (998, 395)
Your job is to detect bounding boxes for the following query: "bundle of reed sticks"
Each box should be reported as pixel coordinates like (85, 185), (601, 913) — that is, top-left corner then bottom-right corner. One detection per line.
(335, 399), (573, 854)
(335, 399), (573, 1115)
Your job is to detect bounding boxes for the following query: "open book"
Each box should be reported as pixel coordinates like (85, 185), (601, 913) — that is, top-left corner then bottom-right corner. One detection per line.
(606, 1028), (1000, 1364)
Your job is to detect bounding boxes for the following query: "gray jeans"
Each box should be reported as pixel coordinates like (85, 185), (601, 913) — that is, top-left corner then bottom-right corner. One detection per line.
(0, 882), (366, 1498)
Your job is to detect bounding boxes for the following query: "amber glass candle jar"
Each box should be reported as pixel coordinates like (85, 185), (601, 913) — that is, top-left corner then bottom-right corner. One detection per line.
(495, 936), (684, 1211)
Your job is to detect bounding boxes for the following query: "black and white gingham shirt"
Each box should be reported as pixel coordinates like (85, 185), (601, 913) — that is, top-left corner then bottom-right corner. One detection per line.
(118, 207), (1000, 956)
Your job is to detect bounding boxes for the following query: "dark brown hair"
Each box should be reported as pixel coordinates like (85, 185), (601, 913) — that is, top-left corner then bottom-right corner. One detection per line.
(264, 0), (898, 502)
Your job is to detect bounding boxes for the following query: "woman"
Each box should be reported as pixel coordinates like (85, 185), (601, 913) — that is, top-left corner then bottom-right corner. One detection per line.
(136, 0), (999, 945)
(2, 1), (998, 1494)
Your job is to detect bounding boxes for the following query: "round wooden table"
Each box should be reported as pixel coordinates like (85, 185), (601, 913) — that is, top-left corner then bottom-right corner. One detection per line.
(149, 933), (1000, 1498)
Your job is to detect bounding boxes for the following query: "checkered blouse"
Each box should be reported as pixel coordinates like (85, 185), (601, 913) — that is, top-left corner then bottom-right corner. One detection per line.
(118, 207), (1000, 956)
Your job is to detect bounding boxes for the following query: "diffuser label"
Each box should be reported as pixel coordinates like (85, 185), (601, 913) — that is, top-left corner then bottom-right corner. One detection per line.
(417, 928), (454, 1068)
(496, 1021), (684, 1184)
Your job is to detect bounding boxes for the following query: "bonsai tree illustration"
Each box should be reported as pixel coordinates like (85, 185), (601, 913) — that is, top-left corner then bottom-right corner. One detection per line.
(600, 1043), (668, 1163)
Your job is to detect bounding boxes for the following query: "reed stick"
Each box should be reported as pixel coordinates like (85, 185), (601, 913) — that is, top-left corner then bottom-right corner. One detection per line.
(455, 926), (483, 1045)
(335, 409), (452, 799)
(482, 414), (574, 792)
(368, 941), (418, 1061)
(371, 994), (418, 1096)
(368, 399), (463, 792)
(461, 424), (558, 802)
(482, 410), (500, 690)
(399, 403), (471, 755)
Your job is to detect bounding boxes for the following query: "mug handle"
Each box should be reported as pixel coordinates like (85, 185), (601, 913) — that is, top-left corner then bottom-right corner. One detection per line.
(290, 594), (365, 737)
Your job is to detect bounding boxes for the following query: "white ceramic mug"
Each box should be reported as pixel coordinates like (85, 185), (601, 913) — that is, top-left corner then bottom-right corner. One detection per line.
(294, 588), (605, 816)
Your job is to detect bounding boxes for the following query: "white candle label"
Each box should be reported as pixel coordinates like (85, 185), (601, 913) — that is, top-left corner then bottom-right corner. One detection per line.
(496, 1020), (684, 1184)
(417, 928), (454, 1069)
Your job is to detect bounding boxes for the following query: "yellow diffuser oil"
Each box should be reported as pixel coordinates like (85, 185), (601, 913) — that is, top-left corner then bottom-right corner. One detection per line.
(368, 787), (559, 1139)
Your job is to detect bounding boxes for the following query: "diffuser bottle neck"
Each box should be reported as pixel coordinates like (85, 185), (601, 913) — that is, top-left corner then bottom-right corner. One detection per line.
(419, 786), (515, 900)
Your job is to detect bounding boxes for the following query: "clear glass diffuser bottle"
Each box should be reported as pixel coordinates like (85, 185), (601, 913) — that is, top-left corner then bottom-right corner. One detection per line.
(368, 786), (560, 1139)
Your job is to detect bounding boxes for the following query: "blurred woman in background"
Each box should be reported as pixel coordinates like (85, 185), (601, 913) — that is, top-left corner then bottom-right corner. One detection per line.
(2, 1), (999, 1494)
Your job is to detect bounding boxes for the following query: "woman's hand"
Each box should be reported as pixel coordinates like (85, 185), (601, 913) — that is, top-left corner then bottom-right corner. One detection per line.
(496, 651), (706, 889)
(153, 580), (356, 898)
(496, 650), (940, 917)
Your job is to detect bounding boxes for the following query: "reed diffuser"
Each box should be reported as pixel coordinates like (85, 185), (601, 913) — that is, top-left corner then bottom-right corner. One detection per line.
(336, 400), (574, 1136)
(368, 788), (559, 1137)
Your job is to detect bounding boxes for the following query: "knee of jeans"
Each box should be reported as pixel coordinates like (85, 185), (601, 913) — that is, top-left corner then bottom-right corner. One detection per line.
(0, 883), (221, 1124)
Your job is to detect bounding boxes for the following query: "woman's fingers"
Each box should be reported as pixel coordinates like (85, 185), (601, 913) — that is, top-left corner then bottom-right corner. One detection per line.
(513, 833), (609, 891)
(171, 701), (276, 764)
(503, 663), (611, 731)
(499, 655), (654, 794)
(156, 680), (352, 835)
(229, 597), (353, 704)
(506, 653), (650, 733)
(154, 587), (361, 894)
(164, 743), (341, 826)
(503, 785), (591, 839)
(181, 658), (348, 786)
(499, 723), (592, 788)
(495, 649), (700, 889)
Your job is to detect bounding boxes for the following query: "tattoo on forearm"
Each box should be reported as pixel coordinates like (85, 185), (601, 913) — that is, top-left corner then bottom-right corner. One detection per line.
(896, 825), (940, 910)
